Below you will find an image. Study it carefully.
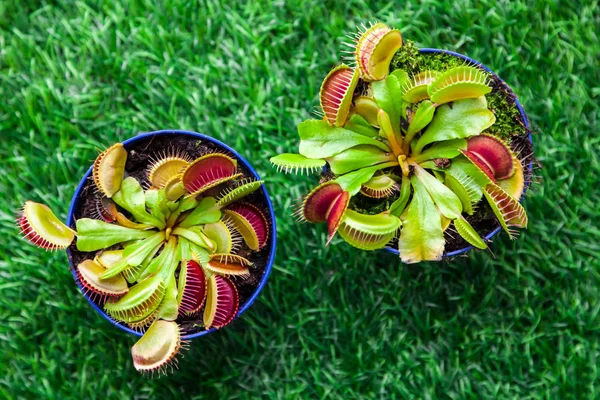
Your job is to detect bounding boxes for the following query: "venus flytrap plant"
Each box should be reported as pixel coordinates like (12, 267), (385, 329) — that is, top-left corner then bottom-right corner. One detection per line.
(18, 140), (269, 375)
(272, 22), (532, 263)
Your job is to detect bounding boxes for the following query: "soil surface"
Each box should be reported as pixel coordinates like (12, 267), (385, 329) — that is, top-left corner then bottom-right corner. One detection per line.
(68, 133), (273, 335)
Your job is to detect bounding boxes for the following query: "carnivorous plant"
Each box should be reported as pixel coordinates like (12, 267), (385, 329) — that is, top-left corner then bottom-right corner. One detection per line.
(19, 142), (269, 374)
(271, 22), (529, 263)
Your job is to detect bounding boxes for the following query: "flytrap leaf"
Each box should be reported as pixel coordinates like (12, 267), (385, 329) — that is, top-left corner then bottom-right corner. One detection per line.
(224, 204), (269, 251)
(18, 201), (75, 250)
(398, 177), (445, 263)
(177, 260), (207, 316)
(454, 216), (487, 250)
(144, 189), (169, 223)
(352, 97), (381, 128)
(354, 22), (402, 81)
(301, 181), (344, 223)
(216, 179), (264, 207)
(104, 275), (166, 323)
(326, 145), (396, 175)
(93, 143), (127, 198)
(95, 249), (124, 269)
(113, 177), (164, 228)
(320, 64), (360, 126)
(412, 139), (467, 164)
(181, 153), (239, 196)
(483, 183), (528, 238)
(334, 161), (398, 196)
(444, 173), (474, 215)
(405, 100), (436, 139)
(413, 164), (463, 220)
(337, 209), (401, 250)
(371, 72), (406, 132)
(206, 254), (251, 277)
(414, 97), (496, 154)
(269, 154), (326, 175)
(203, 221), (239, 253)
(164, 176), (186, 201)
(447, 157), (489, 198)
(498, 156), (525, 200)
(95, 197), (118, 223)
(131, 320), (181, 374)
(77, 259), (128, 298)
(298, 119), (391, 159)
(100, 231), (166, 279)
(172, 226), (215, 252)
(156, 275), (179, 321)
(75, 218), (154, 252)
(326, 190), (350, 244)
(204, 274), (239, 329)
(360, 174), (399, 198)
(147, 153), (190, 188)
(466, 134), (515, 180)
(389, 175), (411, 217)
(96, 197), (153, 230)
(402, 71), (439, 103)
(178, 197), (221, 228)
(428, 65), (491, 104)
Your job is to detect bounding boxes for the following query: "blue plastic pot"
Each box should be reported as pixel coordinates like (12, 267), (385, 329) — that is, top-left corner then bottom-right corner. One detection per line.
(384, 48), (533, 257)
(66, 130), (277, 339)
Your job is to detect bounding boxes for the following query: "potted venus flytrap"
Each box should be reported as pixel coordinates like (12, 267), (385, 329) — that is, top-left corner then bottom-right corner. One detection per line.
(271, 23), (533, 262)
(18, 131), (275, 375)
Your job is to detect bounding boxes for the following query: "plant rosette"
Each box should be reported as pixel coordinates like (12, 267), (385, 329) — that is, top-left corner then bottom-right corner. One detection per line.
(18, 130), (276, 375)
(271, 22), (534, 263)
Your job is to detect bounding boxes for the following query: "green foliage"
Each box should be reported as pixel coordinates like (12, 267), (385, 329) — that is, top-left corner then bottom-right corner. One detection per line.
(298, 119), (391, 158)
(398, 177), (445, 263)
(75, 219), (155, 252)
(414, 97), (496, 154)
(274, 22), (530, 263)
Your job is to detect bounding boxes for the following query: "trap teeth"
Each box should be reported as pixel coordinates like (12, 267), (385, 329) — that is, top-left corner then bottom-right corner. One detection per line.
(320, 64), (360, 126)
(77, 259), (128, 298)
(402, 71), (439, 103)
(224, 203), (269, 251)
(177, 260), (207, 316)
(326, 191), (349, 245)
(354, 23), (402, 82)
(301, 181), (344, 224)
(206, 253), (251, 277)
(93, 143), (127, 198)
(18, 201), (75, 251)
(360, 175), (399, 198)
(427, 65), (491, 104)
(131, 320), (182, 374)
(95, 197), (118, 222)
(467, 134), (514, 180)
(147, 156), (190, 189)
(203, 274), (239, 329)
(337, 209), (401, 250)
(181, 153), (238, 196)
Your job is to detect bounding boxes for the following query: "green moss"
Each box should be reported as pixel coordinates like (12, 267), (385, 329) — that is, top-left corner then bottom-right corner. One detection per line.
(390, 40), (464, 75)
(390, 40), (526, 141)
(486, 90), (526, 140)
(349, 192), (399, 215)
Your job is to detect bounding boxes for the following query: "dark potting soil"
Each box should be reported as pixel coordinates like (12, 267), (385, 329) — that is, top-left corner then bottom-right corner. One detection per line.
(68, 133), (273, 335)
(356, 48), (535, 255)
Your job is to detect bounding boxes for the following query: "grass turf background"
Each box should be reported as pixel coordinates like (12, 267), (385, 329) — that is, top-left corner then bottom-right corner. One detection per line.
(0, 0), (598, 398)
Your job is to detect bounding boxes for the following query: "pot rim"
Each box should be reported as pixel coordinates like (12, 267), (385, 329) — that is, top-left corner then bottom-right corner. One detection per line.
(384, 48), (533, 257)
(66, 130), (277, 339)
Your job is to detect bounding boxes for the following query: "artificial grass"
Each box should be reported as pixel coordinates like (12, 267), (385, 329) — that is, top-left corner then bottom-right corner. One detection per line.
(0, 0), (599, 398)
